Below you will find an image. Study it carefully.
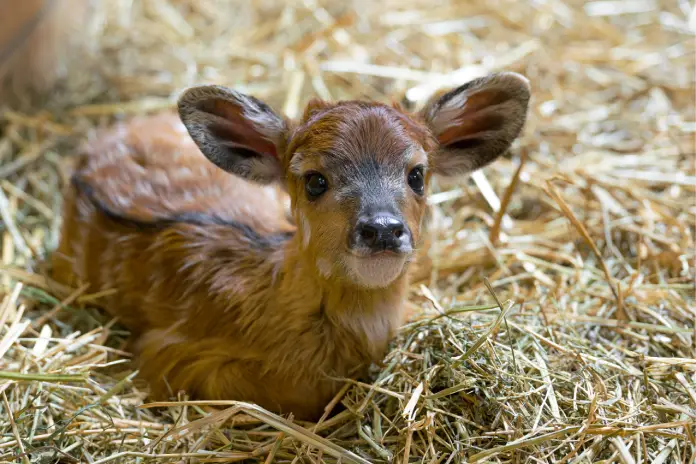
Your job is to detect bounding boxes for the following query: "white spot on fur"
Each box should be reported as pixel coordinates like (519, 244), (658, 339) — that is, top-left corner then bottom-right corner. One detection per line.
(337, 304), (395, 356)
(345, 254), (407, 288)
(300, 215), (311, 249)
(282, 196), (292, 218)
(316, 258), (332, 278)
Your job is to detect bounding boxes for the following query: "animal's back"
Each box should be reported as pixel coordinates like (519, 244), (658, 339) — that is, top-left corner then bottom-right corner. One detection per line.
(51, 112), (293, 329)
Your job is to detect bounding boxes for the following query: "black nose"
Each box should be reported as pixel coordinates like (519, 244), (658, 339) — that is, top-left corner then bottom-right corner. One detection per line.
(355, 214), (409, 252)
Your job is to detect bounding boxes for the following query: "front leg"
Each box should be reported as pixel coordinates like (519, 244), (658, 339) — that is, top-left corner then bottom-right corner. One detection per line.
(135, 329), (261, 401)
(133, 329), (330, 420)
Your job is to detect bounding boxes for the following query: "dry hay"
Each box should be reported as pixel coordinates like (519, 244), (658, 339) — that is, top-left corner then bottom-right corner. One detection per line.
(1, 0), (695, 462)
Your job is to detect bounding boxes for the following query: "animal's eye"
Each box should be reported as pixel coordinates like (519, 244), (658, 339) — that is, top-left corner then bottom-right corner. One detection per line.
(305, 172), (328, 199)
(407, 166), (425, 195)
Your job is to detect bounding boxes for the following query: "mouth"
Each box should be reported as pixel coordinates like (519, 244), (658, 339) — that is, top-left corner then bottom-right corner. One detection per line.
(345, 245), (412, 259)
(344, 249), (410, 288)
(347, 249), (404, 259)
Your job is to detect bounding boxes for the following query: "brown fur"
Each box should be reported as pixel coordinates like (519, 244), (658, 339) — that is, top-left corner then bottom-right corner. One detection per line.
(52, 112), (411, 420)
(51, 73), (530, 420)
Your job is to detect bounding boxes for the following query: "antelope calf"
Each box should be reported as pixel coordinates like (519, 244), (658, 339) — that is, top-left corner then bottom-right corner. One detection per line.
(51, 73), (530, 420)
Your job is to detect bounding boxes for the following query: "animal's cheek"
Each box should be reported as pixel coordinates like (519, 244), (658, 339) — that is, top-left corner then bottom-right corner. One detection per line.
(403, 199), (426, 242)
(286, 178), (307, 210)
(409, 224), (421, 246)
(311, 210), (352, 252)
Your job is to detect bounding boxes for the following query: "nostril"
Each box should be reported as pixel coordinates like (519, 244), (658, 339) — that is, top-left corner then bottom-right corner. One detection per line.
(356, 215), (407, 249)
(359, 226), (377, 243)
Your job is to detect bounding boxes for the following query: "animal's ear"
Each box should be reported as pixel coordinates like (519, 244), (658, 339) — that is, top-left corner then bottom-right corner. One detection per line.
(178, 85), (287, 184)
(420, 72), (531, 176)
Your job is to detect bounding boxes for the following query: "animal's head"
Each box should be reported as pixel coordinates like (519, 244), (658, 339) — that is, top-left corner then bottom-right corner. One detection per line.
(178, 72), (530, 289)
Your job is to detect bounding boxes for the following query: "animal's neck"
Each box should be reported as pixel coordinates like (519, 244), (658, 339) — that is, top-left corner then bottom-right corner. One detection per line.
(277, 236), (409, 362)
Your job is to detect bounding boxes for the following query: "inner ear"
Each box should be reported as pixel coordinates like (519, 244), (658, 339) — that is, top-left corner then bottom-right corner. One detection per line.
(421, 72), (531, 176)
(178, 85), (287, 184)
(205, 100), (278, 158)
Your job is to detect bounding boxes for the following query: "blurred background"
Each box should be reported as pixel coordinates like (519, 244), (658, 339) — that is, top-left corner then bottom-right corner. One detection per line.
(2, 0), (694, 112)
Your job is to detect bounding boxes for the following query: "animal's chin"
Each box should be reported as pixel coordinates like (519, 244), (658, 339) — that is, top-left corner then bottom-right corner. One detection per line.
(345, 252), (409, 289)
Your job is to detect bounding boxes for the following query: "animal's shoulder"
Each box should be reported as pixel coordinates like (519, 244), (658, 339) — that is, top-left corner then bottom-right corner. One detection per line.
(71, 112), (292, 235)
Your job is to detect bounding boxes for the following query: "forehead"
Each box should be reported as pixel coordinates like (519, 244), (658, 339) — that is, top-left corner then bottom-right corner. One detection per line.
(288, 102), (431, 174)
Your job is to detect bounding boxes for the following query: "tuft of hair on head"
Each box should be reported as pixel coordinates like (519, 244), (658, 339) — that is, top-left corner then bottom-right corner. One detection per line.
(177, 85), (288, 184)
(420, 72), (531, 176)
(301, 97), (333, 121)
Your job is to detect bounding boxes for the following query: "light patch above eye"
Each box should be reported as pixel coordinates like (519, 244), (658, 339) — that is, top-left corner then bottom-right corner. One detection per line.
(288, 152), (308, 176)
(405, 145), (428, 168)
(288, 151), (333, 178)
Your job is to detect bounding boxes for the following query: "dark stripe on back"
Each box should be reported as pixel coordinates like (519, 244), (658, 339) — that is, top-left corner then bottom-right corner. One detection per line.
(71, 174), (293, 249)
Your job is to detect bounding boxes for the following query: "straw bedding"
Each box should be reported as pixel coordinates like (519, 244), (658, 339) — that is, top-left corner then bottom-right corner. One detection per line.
(0, 0), (694, 462)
